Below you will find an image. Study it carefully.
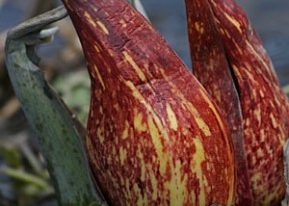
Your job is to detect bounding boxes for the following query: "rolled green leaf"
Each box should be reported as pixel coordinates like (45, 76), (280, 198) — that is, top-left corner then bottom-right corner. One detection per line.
(5, 6), (106, 206)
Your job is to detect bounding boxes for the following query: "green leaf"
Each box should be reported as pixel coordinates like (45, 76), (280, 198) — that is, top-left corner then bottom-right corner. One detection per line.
(5, 6), (106, 206)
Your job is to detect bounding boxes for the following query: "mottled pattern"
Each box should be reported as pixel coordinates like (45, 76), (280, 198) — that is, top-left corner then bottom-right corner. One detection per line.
(62, 0), (236, 205)
(186, 0), (289, 205)
(185, 0), (252, 205)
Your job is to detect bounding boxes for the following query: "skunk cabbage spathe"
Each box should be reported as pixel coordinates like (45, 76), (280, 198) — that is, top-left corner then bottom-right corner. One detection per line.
(62, 0), (236, 205)
(186, 0), (289, 205)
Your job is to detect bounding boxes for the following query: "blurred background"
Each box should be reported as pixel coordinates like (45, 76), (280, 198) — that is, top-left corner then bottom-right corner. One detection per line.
(0, 0), (289, 205)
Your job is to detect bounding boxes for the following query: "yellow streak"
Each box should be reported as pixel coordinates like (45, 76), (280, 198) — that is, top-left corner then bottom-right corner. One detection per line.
(148, 115), (168, 175)
(97, 127), (104, 143)
(195, 21), (204, 34)
(166, 160), (187, 206)
(251, 172), (261, 191)
(148, 165), (158, 201)
(119, 146), (127, 165)
(84, 11), (97, 27)
(83, 12), (109, 34)
(159, 70), (212, 137)
(134, 110), (147, 132)
(135, 182), (148, 206)
(224, 12), (242, 33)
(93, 65), (105, 89)
(125, 178), (131, 201)
(191, 138), (206, 204)
(179, 94), (211, 136)
(242, 65), (259, 86)
(166, 104), (178, 131)
(119, 19), (127, 28)
(94, 44), (101, 53)
(195, 116), (211, 137)
(262, 189), (278, 206)
(97, 21), (109, 34)
(260, 90), (265, 98)
(232, 38), (243, 54)
(269, 113), (278, 129)
(137, 147), (146, 182)
(124, 74), (234, 204)
(123, 51), (147, 82)
(231, 64), (241, 79)
(124, 80), (169, 175)
(191, 192), (196, 205)
(121, 121), (129, 139)
(253, 105), (262, 126)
